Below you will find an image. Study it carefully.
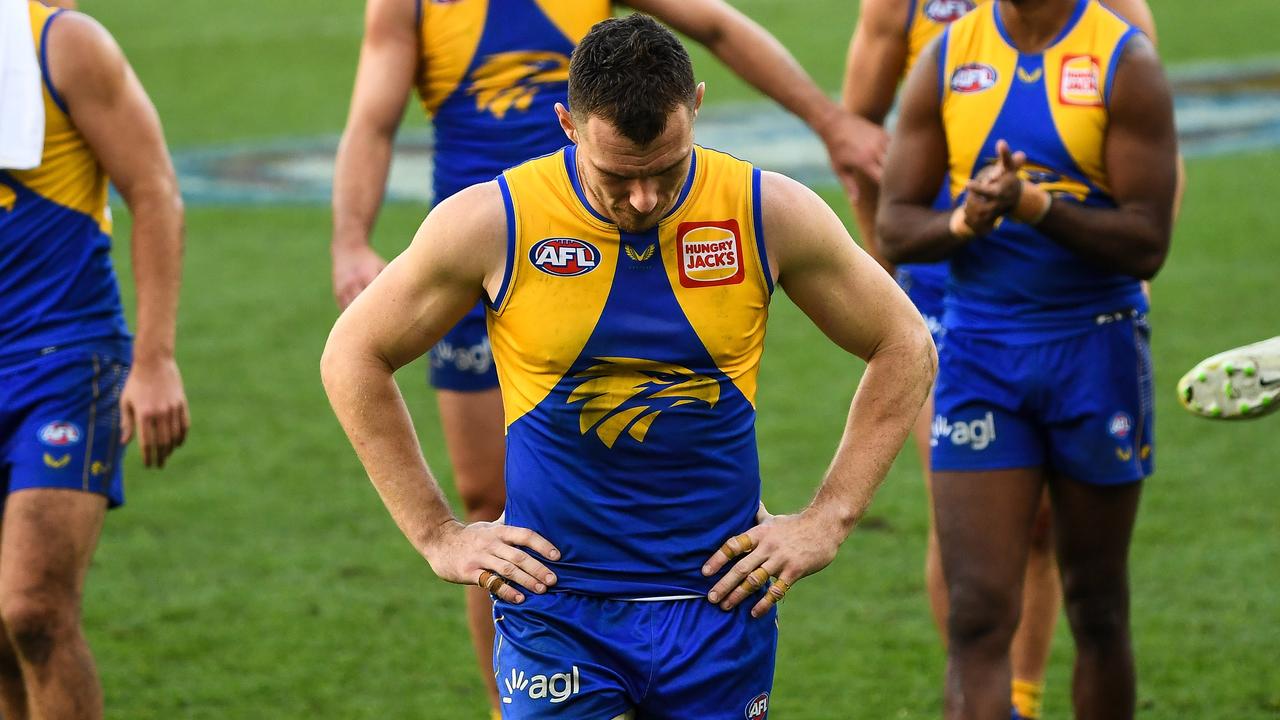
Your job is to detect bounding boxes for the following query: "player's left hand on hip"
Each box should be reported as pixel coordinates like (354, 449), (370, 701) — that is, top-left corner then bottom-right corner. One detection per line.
(119, 354), (191, 469)
(700, 508), (841, 618)
(822, 111), (889, 196)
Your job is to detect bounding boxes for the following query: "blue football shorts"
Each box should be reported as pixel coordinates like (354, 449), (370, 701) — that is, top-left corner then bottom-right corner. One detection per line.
(0, 344), (130, 510)
(931, 313), (1154, 484)
(896, 263), (946, 345)
(493, 592), (778, 719)
(428, 301), (500, 392)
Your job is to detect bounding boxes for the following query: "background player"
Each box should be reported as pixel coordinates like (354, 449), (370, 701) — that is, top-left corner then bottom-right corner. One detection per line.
(323, 14), (935, 716)
(331, 0), (888, 712)
(841, 1), (1160, 716)
(878, 0), (1176, 716)
(0, 2), (189, 717)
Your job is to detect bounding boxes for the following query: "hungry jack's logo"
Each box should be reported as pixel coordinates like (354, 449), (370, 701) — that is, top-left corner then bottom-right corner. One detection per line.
(568, 358), (720, 448)
(677, 220), (744, 287)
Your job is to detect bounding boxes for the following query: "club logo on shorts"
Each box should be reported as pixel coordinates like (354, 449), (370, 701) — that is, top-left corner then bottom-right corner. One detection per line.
(1060, 55), (1103, 106)
(677, 220), (745, 287)
(38, 421), (81, 447)
(503, 665), (580, 705)
(529, 238), (600, 277)
(931, 412), (997, 451)
(925, 0), (976, 23)
(745, 692), (770, 719)
(568, 358), (720, 448)
(951, 63), (998, 94)
(1108, 412), (1133, 439)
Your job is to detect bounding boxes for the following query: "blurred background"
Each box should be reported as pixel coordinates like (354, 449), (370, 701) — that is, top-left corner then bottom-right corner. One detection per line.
(76, 0), (1279, 716)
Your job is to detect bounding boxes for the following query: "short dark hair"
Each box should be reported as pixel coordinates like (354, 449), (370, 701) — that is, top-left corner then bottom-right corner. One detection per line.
(568, 14), (697, 146)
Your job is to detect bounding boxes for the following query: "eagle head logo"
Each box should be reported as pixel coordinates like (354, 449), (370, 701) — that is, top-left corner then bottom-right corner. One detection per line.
(467, 51), (571, 119)
(568, 357), (720, 448)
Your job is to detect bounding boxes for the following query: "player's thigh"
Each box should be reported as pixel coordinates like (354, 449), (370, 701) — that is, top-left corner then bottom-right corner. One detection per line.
(0, 488), (107, 608)
(1047, 473), (1142, 604)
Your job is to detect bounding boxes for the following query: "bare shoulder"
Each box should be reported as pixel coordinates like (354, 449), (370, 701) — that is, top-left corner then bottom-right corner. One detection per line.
(44, 11), (126, 100)
(858, 0), (911, 35)
(409, 180), (508, 283)
(759, 170), (852, 274)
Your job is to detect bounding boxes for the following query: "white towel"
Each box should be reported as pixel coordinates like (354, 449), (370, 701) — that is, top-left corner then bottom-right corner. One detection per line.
(0, 0), (44, 170)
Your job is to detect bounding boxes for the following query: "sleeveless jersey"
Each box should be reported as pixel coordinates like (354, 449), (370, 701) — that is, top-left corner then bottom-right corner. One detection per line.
(490, 145), (773, 598)
(0, 3), (128, 361)
(414, 0), (612, 202)
(937, 0), (1145, 338)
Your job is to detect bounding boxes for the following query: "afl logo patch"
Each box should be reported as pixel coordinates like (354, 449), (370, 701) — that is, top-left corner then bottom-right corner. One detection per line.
(677, 220), (745, 288)
(744, 692), (769, 719)
(1108, 412), (1133, 439)
(951, 63), (998, 93)
(925, 0), (976, 23)
(1060, 54), (1103, 106)
(38, 421), (82, 447)
(529, 238), (600, 277)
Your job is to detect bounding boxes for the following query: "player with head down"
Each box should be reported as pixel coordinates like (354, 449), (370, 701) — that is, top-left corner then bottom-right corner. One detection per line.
(324, 14), (935, 718)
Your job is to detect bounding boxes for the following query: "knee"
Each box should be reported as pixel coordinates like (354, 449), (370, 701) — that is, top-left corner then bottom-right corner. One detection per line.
(1062, 586), (1129, 649)
(457, 481), (506, 522)
(0, 595), (75, 666)
(946, 579), (1020, 652)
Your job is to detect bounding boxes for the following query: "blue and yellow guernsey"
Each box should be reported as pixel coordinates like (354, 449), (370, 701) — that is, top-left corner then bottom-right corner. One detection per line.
(938, 0), (1146, 338)
(0, 3), (128, 360)
(415, 0), (612, 201)
(489, 145), (773, 597)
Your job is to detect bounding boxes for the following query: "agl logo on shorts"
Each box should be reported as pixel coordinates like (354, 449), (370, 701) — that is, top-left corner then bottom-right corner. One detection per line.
(677, 220), (744, 288)
(504, 665), (580, 705)
(529, 238), (600, 277)
(931, 412), (997, 451)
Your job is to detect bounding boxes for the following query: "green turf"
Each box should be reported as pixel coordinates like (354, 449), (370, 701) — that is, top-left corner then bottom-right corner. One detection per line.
(72, 0), (1280, 717)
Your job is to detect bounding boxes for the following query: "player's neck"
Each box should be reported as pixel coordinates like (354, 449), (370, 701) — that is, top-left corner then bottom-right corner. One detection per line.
(998, 0), (1081, 54)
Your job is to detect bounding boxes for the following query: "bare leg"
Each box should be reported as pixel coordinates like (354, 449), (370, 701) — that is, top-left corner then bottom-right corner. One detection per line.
(0, 488), (107, 720)
(1049, 475), (1143, 720)
(0, 522), (29, 720)
(916, 397), (949, 639)
(437, 388), (507, 715)
(1009, 488), (1060, 715)
(933, 468), (1044, 720)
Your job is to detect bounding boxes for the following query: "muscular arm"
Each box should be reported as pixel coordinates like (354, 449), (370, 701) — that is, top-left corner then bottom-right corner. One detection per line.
(323, 183), (500, 549)
(322, 185), (559, 601)
(51, 12), (189, 467)
(875, 41), (964, 264)
(1031, 36), (1176, 279)
(628, 0), (888, 187)
(331, 0), (419, 308)
(704, 171), (936, 616)
(768, 171), (936, 533)
(840, 0), (911, 269)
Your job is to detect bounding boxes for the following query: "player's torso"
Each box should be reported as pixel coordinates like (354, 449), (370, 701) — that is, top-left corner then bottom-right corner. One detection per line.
(938, 0), (1145, 336)
(415, 0), (612, 200)
(0, 3), (127, 361)
(490, 145), (773, 597)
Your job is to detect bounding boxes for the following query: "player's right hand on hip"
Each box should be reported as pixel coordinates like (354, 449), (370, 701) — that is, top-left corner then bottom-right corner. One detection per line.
(420, 519), (561, 604)
(332, 244), (388, 310)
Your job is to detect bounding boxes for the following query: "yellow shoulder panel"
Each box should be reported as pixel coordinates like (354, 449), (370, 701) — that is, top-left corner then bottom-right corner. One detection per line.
(659, 148), (770, 407)
(416, 0), (489, 115)
(941, 2), (1017, 198)
(533, 0), (612, 44)
(490, 150), (619, 427)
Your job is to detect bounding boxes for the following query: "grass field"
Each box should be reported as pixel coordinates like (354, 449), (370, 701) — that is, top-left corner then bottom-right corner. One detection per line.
(73, 0), (1280, 717)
